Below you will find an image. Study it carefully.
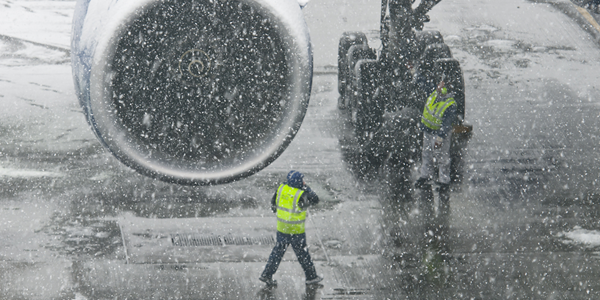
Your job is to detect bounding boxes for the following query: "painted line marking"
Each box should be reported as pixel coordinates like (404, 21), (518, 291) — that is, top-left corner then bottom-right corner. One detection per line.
(0, 167), (64, 178)
(574, 5), (600, 33)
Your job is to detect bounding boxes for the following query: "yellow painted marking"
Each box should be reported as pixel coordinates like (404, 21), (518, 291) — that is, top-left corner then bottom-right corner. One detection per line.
(574, 5), (600, 33)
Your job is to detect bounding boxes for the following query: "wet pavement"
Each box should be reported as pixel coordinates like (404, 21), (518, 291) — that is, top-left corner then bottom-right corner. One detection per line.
(2, 0), (600, 299)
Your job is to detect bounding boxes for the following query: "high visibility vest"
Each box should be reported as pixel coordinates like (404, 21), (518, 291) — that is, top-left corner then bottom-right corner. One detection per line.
(275, 184), (306, 234)
(421, 88), (456, 131)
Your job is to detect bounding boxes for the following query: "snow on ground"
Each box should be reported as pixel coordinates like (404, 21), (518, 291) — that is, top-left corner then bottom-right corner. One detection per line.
(558, 226), (600, 248)
(0, 1), (93, 155)
(0, 0), (74, 50)
(0, 166), (64, 178)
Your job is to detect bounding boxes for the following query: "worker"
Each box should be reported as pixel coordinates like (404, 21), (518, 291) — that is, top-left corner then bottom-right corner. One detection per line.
(414, 70), (456, 203)
(259, 170), (323, 286)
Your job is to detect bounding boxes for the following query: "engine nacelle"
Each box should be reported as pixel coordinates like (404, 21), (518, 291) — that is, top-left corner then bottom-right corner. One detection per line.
(71, 0), (313, 185)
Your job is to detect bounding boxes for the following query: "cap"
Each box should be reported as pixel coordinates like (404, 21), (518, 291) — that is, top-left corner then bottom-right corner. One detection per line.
(286, 170), (304, 188)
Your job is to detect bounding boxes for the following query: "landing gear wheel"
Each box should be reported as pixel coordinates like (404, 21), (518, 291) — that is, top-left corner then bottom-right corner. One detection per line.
(338, 32), (368, 109)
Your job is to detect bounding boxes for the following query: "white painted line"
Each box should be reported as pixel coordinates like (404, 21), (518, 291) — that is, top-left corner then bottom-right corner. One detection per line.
(0, 167), (64, 178)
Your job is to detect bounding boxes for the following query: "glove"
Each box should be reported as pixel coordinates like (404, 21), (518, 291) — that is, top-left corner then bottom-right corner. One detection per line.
(302, 185), (312, 193)
(298, 198), (308, 209)
(434, 136), (443, 149)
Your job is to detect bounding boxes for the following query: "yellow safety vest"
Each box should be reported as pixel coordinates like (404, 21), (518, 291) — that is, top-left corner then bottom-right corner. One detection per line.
(276, 184), (307, 234)
(421, 88), (456, 131)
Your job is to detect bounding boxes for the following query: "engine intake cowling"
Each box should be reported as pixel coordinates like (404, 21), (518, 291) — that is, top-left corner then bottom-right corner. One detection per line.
(71, 0), (312, 185)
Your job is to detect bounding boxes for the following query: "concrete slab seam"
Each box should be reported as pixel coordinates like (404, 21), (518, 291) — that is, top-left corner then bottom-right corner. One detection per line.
(0, 33), (70, 53)
(118, 221), (130, 264)
(309, 216), (331, 265)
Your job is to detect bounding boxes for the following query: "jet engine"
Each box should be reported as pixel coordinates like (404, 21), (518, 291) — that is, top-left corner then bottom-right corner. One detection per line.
(71, 0), (313, 185)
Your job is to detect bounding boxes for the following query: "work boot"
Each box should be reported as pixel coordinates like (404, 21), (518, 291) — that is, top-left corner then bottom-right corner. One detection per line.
(259, 276), (277, 286)
(306, 275), (324, 285)
(414, 177), (430, 189)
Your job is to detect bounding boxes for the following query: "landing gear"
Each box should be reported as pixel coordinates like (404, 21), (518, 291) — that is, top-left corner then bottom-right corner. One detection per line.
(337, 28), (466, 176)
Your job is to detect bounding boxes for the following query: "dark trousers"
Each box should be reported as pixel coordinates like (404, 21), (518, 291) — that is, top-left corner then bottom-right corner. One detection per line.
(261, 232), (317, 280)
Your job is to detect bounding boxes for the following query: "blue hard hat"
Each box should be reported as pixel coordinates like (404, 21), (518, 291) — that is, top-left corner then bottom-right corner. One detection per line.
(286, 170), (304, 188)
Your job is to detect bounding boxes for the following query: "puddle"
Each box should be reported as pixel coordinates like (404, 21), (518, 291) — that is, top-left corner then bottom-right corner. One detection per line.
(42, 219), (124, 259)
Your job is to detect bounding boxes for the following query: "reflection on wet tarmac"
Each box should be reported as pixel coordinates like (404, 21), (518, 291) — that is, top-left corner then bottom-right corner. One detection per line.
(338, 107), (470, 298)
(255, 283), (322, 300)
(256, 285), (276, 300)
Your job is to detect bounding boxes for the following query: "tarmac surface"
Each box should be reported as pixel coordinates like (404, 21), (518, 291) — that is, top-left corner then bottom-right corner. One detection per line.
(2, 0), (600, 299)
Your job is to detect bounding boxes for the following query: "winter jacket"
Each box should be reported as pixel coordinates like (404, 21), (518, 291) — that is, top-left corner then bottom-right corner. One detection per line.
(271, 184), (319, 213)
(420, 91), (456, 138)
(414, 71), (456, 138)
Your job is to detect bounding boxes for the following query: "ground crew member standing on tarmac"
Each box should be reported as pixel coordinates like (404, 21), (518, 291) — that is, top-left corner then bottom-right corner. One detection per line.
(259, 170), (323, 286)
(414, 70), (457, 202)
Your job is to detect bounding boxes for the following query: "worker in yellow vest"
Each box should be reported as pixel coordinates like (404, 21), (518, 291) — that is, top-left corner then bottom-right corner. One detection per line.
(415, 71), (456, 201)
(259, 170), (323, 286)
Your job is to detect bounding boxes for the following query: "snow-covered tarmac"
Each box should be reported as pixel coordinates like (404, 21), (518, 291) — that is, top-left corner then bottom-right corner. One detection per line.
(2, 0), (600, 299)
